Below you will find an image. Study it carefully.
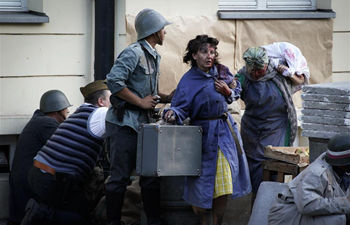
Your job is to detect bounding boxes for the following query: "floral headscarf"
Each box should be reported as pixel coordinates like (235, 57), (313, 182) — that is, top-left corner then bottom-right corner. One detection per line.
(243, 47), (269, 69)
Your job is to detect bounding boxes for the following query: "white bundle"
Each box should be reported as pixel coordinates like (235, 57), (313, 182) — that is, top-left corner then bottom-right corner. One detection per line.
(263, 42), (310, 81)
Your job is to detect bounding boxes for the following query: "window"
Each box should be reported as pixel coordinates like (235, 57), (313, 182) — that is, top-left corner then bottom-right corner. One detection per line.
(217, 0), (335, 19)
(0, 0), (48, 23)
(0, 0), (27, 12)
(219, 0), (316, 11)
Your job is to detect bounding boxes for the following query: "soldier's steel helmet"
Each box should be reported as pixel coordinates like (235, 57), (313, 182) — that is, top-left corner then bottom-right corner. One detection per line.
(40, 90), (72, 113)
(135, 8), (171, 41)
(325, 133), (350, 166)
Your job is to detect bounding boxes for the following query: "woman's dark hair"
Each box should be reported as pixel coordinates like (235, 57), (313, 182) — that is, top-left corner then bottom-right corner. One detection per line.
(183, 35), (219, 67)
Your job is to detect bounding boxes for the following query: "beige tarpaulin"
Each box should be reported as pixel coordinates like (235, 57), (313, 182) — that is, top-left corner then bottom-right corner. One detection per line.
(235, 19), (333, 84)
(126, 15), (333, 108)
(126, 15), (236, 94)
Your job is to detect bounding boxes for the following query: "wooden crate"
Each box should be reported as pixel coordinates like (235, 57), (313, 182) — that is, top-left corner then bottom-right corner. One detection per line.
(262, 160), (307, 183)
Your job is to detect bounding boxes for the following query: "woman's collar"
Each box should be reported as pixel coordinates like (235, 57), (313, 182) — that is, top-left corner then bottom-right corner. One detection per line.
(193, 65), (217, 78)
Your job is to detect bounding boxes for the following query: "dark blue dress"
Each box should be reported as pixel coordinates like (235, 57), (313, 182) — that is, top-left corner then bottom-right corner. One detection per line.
(168, 66), (251, 208)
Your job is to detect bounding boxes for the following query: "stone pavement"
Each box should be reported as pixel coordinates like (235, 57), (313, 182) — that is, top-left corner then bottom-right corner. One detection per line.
(223, 194), (252, 225)
(0, 197), (252, 225)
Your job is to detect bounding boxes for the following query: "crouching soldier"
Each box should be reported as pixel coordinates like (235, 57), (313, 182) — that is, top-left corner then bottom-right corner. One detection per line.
(21, 80), (111, 225)
(268, 133), (350, 225)
(9, 90), (71, 225)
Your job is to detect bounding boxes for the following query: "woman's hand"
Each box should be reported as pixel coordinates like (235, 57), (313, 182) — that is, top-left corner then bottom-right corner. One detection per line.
(277, 64), (305, 85)
(229, 80), (237, 89)
(164, 110), (176, 123)
(214, 79), (232, 96)
(277, 64), (292, 77)
(290, 74), (305, 85)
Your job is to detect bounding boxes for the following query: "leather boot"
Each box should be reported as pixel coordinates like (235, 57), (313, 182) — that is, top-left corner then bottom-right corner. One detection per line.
(141, 188), (161, 225)
(21, 199), (54, 225)
(106, 192), (125, 225)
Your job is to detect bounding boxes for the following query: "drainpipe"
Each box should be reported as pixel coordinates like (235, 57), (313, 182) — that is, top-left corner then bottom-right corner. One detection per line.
(94, 0), (115, 81)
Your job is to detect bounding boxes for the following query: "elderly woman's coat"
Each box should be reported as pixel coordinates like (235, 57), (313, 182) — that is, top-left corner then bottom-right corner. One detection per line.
(236, 63), (298, 193)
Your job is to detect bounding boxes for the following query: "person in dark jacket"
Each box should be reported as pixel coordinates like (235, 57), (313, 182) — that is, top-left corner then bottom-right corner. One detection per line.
(20, 80), (111, 225)
(8, 90), (71, 225)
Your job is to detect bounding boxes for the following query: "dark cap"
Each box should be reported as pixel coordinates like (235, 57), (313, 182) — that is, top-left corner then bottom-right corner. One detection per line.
(325, 133), (350, 166)
(80, 80), (108, 98)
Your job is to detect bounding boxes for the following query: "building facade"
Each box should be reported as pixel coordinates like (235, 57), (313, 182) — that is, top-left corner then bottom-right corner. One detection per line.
(0, 0), (349, 220)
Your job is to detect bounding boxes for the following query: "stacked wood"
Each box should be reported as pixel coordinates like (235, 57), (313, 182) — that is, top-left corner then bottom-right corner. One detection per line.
(263, 146), (309, 182)
(264, 145), (309, 167)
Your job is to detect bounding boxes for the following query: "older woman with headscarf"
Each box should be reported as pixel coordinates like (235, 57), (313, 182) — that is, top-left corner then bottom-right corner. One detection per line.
(235, 44), (309, 202)
(164, 35), (251, 225)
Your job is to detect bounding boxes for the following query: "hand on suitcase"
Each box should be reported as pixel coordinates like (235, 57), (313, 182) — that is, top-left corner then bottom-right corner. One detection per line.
(164, 110), (176, 123)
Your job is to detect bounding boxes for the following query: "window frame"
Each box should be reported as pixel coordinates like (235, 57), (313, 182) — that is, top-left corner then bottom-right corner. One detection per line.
(0, 0), (48, 24)
(217, 0), (335, 19)
(0, 0), (28, 12)
(218, 0), (317, 11)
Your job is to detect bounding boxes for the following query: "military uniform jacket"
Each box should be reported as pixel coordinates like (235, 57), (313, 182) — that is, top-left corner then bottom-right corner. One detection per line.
(106, 40), (160, 131)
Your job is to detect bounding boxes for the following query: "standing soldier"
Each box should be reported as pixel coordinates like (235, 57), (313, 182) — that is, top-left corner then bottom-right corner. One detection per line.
(105, 8), (173, 225)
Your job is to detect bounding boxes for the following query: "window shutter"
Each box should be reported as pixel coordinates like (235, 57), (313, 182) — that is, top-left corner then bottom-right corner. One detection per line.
(218, 0), (258, 10)
(0, 0), (27, 12)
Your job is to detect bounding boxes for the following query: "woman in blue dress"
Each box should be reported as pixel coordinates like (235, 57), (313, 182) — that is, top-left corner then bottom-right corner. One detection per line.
(235, 46), (308, 203)
(164, 35), (251, 225)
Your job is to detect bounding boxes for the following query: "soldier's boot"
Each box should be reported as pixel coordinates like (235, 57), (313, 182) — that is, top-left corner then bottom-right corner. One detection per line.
(141, 188), (161, 225)
(106, 192), (125, 225)
(21, 199), (54, 225)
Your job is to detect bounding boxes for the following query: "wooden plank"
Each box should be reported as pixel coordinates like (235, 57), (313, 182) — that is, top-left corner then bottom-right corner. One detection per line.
(277, 172), (284, 183)
(264, 145), (309, 165)
(263, 170), (271, 181)
(262, 160), (309, 183)
(263, 161), (299, 175)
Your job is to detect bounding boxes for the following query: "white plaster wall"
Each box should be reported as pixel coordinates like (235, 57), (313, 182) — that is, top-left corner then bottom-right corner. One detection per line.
(125, 0), (217, 17)
(332, 0), (350, 82)
(115, 0), (126, 57)
(0, 0), (94, 134)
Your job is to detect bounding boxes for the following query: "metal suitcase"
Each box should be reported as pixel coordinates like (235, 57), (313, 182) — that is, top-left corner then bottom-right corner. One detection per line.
(137, 124), (202, 176)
